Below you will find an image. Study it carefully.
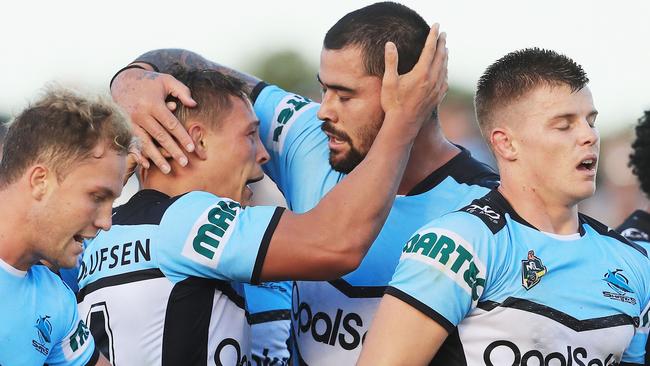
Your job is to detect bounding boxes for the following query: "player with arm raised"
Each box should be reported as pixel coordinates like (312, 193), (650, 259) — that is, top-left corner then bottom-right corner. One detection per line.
(77, 25), (447, 366)
(0, 87), (133, 366)
(359, 48), (650, 366)
(109, 3), (499, 364)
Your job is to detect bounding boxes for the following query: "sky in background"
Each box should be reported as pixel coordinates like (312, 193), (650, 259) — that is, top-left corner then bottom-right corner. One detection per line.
(2, 0), (649, 135)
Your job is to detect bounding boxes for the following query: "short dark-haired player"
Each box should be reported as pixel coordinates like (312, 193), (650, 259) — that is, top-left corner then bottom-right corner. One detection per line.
(360, 48), (650, 365)
(618, 110), (650, 250)
(617, 109), (650, 366)
(0, 87), (132, 366)
(76, 28), (447, 365)
(108, 3), (499, 364)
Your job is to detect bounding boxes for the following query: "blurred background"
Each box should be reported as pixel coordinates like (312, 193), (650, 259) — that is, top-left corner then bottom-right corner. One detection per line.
(2, 0), (649, 227)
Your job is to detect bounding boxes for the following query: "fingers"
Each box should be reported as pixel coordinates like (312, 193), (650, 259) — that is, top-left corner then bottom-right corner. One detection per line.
(134, 124), (171, 174)
(151, 105), (192, 165)
(382, 42), (399, 91)
(164, 75), (197, 108)
(414, 23), (440, 70)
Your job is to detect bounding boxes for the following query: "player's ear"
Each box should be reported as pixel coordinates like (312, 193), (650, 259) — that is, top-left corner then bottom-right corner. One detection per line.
(187, 123), (208, 160)
(28, 165), (52, 200)
(491, 126), (517, 161)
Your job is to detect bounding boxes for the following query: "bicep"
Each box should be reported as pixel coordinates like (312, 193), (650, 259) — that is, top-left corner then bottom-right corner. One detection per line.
(358, 294), (448, 366)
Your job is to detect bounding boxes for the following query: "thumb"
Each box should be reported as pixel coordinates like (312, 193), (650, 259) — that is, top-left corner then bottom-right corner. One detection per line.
(383, 42), (399, 88)
(165, 76), (197, 107)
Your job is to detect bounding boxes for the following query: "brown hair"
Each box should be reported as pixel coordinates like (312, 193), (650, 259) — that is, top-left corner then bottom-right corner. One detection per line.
(0, 86), (132, 187)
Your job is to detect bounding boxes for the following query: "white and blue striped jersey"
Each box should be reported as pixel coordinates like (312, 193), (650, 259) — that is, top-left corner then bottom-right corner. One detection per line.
(245, 281), (292, 366)
(76, 189), (284, 366)
(252, 83), (499, 365)
(0, 260), (98, 366)
(389, 190), (650, 365)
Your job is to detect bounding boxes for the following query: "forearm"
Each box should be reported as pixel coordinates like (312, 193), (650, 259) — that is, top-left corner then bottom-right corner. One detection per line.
(134, 48), (261, 95)
(301, 112), (416, 264)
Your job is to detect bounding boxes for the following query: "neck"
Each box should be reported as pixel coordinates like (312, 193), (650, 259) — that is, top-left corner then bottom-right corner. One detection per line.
(497, 168), (579, 235)
(142, 161), (200, 197)
(397, 121), (460, 195)
(0, 188), (38, 271)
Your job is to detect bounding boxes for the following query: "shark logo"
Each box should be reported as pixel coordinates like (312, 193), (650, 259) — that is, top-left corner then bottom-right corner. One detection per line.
(35, 315), (52, 343)
(521, 250), (547, 290)
(603, 269), (634, 295)
(602, 269), (637, 305)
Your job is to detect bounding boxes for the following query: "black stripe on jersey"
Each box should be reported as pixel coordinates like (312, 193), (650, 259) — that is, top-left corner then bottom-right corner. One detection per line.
(385, 286), (455, 333)
(111, 189), (186, 226)
(477, 300), (500, 311)
(430, 330), (467, 366)
(162, 277), (217, 366)
(581, 213), (648, 257)
(251, 81), (269, 104)
(406, 146), (499, 196)
(488, 297), (638, 332)
(329, 278), (385, 298)
(251, 207), (286, 285)
(76, 268), (165, 303)
(249, 309), (291, 325)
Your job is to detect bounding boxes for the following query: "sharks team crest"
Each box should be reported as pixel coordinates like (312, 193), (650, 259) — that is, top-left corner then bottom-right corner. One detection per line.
(521, 250), (547, 290)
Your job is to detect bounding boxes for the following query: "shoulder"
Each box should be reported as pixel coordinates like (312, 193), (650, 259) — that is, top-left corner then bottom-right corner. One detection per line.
(448, 147), (500, 189)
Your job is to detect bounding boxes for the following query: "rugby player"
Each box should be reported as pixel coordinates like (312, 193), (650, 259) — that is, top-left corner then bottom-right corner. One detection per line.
(617, 109), (650, 366)
(109, 3), (498, 364)
(618, 110), (650, 251)
(0, 87), (131, 366)
(359, 48), (650, 366)
(77, 24), (447, 365)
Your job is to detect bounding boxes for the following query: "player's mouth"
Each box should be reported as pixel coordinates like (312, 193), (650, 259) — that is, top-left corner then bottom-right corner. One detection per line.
(576, 154), (597, 177)
(321, 123), (350, 150)
(72, 234), (92, 252)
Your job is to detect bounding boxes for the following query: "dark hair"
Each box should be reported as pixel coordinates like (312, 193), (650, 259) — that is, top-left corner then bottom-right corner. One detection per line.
(0, 87), (132, 187)
(475, 47), (589, 135)
(630, 110), (650, 197)
(168, 67), (248, 129)
(324, 2), (429, 77)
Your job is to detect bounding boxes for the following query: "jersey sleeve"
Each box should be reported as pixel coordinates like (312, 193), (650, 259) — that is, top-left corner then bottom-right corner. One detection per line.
(386, 213), (492, 333)
(157, 191), (285, 284)
(244, 281), (292, 365)
(253, 84), (328, 199)
(46, 285), (99, 366)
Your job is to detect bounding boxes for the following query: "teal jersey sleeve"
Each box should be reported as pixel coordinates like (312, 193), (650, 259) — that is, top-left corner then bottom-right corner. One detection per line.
(157, 191), (284, 285)
(46, 287), (97, 366)
(387, 213), (493, 332)
(254, 85), (339, 205)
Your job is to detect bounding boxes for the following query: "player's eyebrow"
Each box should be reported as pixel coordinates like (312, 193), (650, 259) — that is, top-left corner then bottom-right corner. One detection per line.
(316, 74), (355, 93)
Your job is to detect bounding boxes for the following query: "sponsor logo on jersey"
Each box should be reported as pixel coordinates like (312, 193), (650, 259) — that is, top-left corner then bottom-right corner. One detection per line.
(521, 250), (547, 290)
(32, 315), (52, 355)
(402, 229), (486, 301)
(601, 269), (636, 305)
(214, 338), (251, 366)
(465, 204), (501, 223)
(78, 238), (152, 281)
(182, 200), (241, 268)
(291, 282), (366, 351)
(269, 94), (315, 153)
(68, 320), (91, 352)
(620, 227), (649, 242)
(483, 340), (617, 366)
(251, 348), (289, 366)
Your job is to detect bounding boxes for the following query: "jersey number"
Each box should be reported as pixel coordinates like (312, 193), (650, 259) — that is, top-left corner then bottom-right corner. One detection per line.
(86, 302), (116, 365)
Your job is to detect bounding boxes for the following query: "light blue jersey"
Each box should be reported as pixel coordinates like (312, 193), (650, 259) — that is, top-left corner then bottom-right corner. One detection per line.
(76, 189), (284, 366)
(389, 190), (650, 365)
(252, 83), (499, 365)
(245, 281), (292, 366)
(0, 260), (98, 366)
